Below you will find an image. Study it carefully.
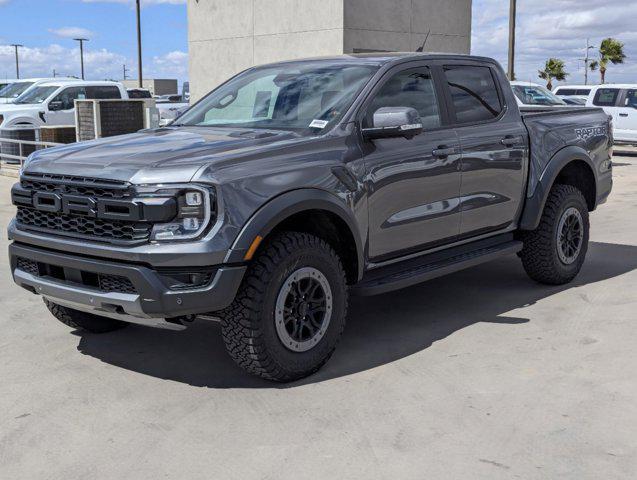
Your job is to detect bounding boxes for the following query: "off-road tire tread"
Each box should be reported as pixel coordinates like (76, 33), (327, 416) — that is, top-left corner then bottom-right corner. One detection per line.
(219, 232), (348, 382)
(44, 299), (128, 333)
(520, 184), (589, 285)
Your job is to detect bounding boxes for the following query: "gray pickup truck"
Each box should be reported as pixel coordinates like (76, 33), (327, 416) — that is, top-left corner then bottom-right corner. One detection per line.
(9, 54), (613, 382)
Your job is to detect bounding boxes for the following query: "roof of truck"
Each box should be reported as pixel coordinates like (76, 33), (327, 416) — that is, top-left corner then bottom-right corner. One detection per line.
(34, 79), (124, 88)
(259, 52), (498, 68)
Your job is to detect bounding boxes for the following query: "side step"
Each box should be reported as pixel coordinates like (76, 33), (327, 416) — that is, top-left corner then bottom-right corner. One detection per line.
(351, 236), (523, 296)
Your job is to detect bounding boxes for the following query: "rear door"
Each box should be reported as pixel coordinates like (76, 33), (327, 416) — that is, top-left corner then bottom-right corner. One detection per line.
(592, 87), (622, 121)
(361, 63), (462, 260)
(615, 89), (637, 141)
(440, 63), (528, 239)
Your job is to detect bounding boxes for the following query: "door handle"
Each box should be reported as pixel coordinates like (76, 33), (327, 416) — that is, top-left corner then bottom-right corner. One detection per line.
(432, 146), (456, 158)
(619, 113), (629, 117)
(501, 135), (524, 147)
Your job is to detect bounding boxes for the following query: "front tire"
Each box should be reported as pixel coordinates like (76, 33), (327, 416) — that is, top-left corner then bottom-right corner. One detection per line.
(44, 299), (129, 333)
(219, 232), (348, 382)
(520, 184), (590, 285)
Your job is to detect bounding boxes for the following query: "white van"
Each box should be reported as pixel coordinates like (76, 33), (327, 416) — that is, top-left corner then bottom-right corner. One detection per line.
(586, 85), (637, 144)
(0, 80), (128, 128)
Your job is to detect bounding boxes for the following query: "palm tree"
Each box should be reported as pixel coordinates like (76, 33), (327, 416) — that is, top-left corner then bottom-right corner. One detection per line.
(589, 38), (626, 84)
(538, 58), (568, 91)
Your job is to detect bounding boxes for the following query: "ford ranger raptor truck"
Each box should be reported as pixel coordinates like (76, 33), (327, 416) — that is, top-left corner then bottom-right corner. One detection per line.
(8, 54), (613, 382)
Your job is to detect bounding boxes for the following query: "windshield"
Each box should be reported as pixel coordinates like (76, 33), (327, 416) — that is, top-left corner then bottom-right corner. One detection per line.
(0, 81), (34, 99)
(14, 86), (59, 104)
(176, 63), (379, 133)
(513, 85), (566, 106)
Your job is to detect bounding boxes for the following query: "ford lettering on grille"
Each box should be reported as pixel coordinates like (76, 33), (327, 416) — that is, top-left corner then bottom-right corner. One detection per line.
(11, 178), (177, 243)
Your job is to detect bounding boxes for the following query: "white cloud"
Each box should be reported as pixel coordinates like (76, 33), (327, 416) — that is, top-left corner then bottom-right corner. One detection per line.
(472, 0), (637, 85)
(0, 43), (127, 80)
(48, 27), (94, 39)
(147, 50), (188, 79)
(0, 44), (188, 83)
(81, 0), (186, 5)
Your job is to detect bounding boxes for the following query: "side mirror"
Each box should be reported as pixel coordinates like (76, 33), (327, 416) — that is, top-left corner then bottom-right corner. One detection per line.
(48, 101), (64, 111)
(361, 107), (423, 140)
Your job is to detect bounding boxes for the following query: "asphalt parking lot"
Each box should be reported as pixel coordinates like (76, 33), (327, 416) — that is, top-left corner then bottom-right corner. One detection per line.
(1, 153), (636, 480)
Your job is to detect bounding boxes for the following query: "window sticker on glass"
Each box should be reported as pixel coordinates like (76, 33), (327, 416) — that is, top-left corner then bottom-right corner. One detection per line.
(309, 119), (329, 129)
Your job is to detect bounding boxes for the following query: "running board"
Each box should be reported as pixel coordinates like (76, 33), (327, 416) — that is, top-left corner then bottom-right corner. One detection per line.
(352, 238), (523, 296)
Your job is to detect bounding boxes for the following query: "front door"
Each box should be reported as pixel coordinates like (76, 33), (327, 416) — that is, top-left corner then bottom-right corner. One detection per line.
(44, 86), (87, 125)
(361, 65), (462, 260)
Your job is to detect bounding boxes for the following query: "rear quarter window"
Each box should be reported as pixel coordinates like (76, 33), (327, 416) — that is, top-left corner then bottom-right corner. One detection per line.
(593, 88), (620, 107)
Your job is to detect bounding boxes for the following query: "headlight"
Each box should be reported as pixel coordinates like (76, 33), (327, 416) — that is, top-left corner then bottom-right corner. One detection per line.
(136, 184), (215, 242)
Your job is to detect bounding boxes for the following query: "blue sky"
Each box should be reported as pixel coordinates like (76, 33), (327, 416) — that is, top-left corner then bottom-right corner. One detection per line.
(1, 0), (636, 87)
(0, 0), (188, 83)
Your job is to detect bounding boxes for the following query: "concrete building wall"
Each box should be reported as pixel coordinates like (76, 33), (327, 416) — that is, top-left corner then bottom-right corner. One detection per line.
(188, 0), (472, 101)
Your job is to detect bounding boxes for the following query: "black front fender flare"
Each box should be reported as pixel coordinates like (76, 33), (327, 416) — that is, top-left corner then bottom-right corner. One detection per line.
(225, 189), (365, 280)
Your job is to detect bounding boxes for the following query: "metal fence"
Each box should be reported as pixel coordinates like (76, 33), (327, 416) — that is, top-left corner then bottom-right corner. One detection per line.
(0, 137), (63, 166)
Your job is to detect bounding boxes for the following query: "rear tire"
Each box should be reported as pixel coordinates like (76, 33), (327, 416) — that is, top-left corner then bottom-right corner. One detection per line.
(520, 184), (589, 285)
(219, 232), (348, 382)
(44, 299), (129, 333)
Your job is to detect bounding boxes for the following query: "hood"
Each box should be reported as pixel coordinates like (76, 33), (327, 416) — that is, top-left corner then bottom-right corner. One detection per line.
(0, 103), (41, 113)
(24, 127), (308, 184)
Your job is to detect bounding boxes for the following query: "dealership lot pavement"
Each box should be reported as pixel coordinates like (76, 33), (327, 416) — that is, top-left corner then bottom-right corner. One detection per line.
(1, 154), (636, 480)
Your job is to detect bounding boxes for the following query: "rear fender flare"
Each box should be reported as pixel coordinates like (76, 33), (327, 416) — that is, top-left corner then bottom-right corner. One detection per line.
(519, 145), (596, 231)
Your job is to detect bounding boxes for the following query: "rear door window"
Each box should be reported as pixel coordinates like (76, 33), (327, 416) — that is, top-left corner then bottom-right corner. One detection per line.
(593, 88), (620, 107)
(87, 86), (122, 99)
(443, 66), (502, 124)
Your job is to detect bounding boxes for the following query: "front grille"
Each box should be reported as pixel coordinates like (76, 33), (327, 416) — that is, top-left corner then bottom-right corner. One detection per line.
(98, 274), (136, 294)
(15, 256), (138, 295)
(16, 207), (152, 242)
(20, 173), (130, 199)
(15, 175), (152, 244)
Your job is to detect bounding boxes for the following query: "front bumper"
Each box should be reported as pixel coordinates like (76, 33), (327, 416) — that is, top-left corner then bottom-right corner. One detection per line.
(9, 242), (246, 329)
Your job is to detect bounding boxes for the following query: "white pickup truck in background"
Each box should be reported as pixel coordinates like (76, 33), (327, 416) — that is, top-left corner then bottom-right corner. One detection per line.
(0, 80), (128, 128)
(586, 84), (637, 144)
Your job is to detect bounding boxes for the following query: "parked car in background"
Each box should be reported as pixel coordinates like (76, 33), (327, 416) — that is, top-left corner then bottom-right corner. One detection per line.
(0, 80), (128, 128)
(0, 78), (69, 104)
(586, 84), (637, 144)
(127, 88), (152, 99)
(562, 97), (587, 106)
(0, 79), (18, 93)
(155, 94), (189, 126)
(553, 85), (592, 102)
(511, 81), (567, 108)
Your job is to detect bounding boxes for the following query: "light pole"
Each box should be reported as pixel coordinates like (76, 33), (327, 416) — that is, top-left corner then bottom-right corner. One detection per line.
(135, 0), (143, 88)
(583, 39), (595, 85)
(10, 44), (23, 79)
(73, 38), (89, 79)
(507, 0), (517, 81)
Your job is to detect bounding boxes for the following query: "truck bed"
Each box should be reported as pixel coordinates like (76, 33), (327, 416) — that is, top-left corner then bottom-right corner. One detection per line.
(520, 106), (611, 197)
